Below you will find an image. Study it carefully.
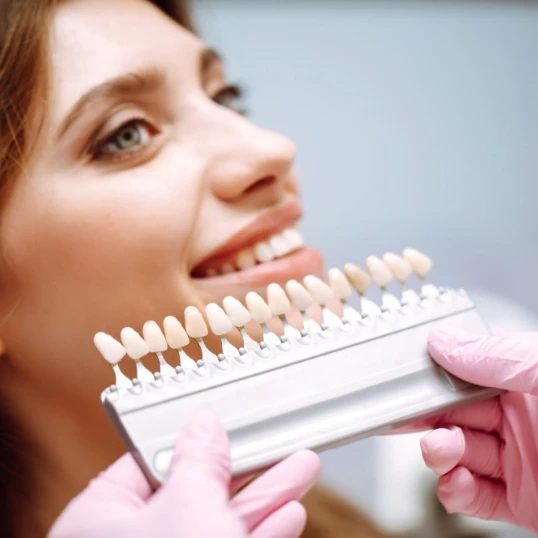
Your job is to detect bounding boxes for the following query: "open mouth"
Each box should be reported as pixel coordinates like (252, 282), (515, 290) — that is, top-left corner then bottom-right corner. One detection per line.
(191, 226), (305, 278)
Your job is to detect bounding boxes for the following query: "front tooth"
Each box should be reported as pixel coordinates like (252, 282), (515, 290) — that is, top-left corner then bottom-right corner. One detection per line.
(220, 263), (235, 274)
(254, 241), (274, 263)
(383, 252), (413, 284)
(142, 321), (168, 353)
(236, 249), (255, 270)
(223, 296), (252, 327)
(268, 233), (291, 257)
(303, 275), (334, 305)
(184, 306), (208, 338)
(344, 263), (371, 295)
(285, 280), (313, 311)
(205, 303), (233, 335)
(120, 327), (150, 359)
(267, 283), (291, 315)
(366, 256), (393, 288)
(402, 248), (433, 280)
(163, 316), (190, 349)
(282, 228), (304, 250)
(94, 332), (126, 365)
(328, 268), (352, 300)
(245, 292), (273, 323)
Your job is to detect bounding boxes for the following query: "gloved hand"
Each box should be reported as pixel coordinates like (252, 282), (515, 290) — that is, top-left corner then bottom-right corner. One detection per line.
(420, 328), (538, 532)
(48, 411), (320, 538)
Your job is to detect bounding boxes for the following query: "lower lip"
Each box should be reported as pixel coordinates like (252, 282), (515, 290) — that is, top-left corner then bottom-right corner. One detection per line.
(193, 247), (324, 289)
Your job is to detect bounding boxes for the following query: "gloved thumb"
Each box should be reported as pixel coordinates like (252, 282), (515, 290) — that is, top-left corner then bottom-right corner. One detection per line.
(163, 410), (232, 507)
(428, 328), (538, 395)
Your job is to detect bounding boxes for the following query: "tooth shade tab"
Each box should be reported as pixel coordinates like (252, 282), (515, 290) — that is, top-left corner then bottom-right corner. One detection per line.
(285, 280), (313, 311)
(163, 316), (190, 349)
(403, 248), (433, 280)
(120, 327), (149, 360)
(205, 303), (233, 335)
(94, 332), (126, 365)
(245, 292), (273, 324)
(328, 268), (352, 299)
(343, 263), (371, 295)
(184, 306), (208, 338)
(303, 275), (334, 305)
(383, 252), (413, 284)
(254, 241), (274, 263)
(366, 256), (393, 288)
(236, 249), (255, 270)
(282, 228), (304, 250)
(142, 320), (168, 353)
(267, 283), (291, 315)
(223, 296), (252, 327)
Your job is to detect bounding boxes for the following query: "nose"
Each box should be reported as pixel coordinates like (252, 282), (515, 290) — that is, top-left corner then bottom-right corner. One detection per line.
(204, 110), (297, 206)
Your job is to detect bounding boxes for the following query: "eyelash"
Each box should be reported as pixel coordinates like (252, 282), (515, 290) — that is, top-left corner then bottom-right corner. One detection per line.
(91, 83), (247, 163)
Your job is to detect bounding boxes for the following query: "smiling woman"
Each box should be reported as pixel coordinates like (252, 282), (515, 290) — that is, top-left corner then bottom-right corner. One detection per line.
(0, 1), (388, 537)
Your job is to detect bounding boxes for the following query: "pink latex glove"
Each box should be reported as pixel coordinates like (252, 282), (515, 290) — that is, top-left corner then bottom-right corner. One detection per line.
(48, 411), (320, 538)
(419, 327), (538, 532)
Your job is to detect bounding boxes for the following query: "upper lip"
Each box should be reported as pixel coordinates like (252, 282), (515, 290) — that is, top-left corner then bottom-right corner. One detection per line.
(192, 199), (302, 271)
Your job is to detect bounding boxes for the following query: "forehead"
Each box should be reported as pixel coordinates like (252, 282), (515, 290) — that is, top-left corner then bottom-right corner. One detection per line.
(51, 0), (202, 118)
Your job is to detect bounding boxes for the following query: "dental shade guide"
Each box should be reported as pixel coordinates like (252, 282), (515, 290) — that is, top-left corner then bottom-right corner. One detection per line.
(96, 248), (500, 489)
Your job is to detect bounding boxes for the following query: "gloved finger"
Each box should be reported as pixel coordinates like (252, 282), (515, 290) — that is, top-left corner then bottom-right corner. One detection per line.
(428, 328), (538, 395)
(85, 453), (152, 506)
(231, 449), (320, 532)
(250, 501), (307, 538)
(163, 410), (231, 510)
(491, 328), (538, 341)
(421, 426), (503, 478)
(437, 466), (512, 523)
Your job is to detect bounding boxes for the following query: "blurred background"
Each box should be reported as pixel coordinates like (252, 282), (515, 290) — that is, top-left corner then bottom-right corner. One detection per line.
(193, 1), (538, 536)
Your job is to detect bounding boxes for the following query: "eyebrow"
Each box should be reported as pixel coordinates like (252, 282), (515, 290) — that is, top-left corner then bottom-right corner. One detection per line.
(57, 47), (222, 139)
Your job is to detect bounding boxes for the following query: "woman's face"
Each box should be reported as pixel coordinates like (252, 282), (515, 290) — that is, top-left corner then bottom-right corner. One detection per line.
(0, 0), (323, 396)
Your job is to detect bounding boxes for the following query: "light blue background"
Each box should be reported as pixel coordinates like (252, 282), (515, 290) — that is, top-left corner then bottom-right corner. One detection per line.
(194, 2), (538, 536)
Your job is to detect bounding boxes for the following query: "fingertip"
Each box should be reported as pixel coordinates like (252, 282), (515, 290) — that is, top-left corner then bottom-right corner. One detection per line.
(292, 449), (321, 479)
(420, 427), (464, 475)
(437, 466), (476, 513)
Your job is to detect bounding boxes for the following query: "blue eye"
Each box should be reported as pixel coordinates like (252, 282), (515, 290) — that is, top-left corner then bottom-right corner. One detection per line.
(213, 84), (247, 115)
(97, 119), (153, 156)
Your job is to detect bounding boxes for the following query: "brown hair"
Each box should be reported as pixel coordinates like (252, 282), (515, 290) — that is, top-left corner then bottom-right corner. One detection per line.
(0, 1), (393, 536)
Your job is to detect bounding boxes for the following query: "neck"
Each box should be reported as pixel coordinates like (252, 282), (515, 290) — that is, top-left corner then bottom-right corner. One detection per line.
(1, 364), (125, 537)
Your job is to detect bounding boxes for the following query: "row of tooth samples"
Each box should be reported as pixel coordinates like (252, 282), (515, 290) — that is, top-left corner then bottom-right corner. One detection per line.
(94, 248), (433, 388)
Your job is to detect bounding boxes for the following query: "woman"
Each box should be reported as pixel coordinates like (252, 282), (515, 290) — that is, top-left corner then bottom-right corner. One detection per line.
(0, 1), (390, 536)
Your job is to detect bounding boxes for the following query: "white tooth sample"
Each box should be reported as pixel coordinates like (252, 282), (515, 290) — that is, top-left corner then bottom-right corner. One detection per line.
(303, 275), (334, 306)
(285, 280), (313, 311)
(223, 296), (252, 327)
(142, 321), (168, 353)
(184, 306), (208, 338)
(205, 268), (218, 277)
(245, 292), (273, 324)
(94, 332), (126, 365)
(328, 268), (352, 300)
(403, 248), (433, 280)
(163, 316), (190, 349)
(366, 256), (393, 289)
(220, 263), (235, 274)
(267, 283), (291, 315)
(120, 327), (149, 360)
(282, 228), (304, 250)
(236, 249), (256, 270)
(253, 241), (274, 263)
(383, 252), (413, 284)
(343, 263), (371, 295)
(205, 303), (233, 335)
(268, 233), (291, 257)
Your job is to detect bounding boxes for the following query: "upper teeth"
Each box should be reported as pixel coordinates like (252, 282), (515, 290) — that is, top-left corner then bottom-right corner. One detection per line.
(205, 227), (305, 277)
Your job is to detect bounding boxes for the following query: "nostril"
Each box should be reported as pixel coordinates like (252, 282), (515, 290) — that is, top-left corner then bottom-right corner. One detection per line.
(244, 175), (278, 195)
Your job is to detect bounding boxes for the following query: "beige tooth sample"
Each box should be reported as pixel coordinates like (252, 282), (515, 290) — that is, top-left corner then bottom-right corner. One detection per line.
(267, 283), (301, 339)
(120, 327), (154, 383)
(142, 321), (175, 377)
(285, 280), (313, 311)
(304, 275), (342, 327)
(402, 248), (432, 280)
(254, 241), (274, 263)
(223, 296), (260, 351)
(268, 234), (291, 257)
(365, 255), (393, 289)
(236, 249), (256, 270)
(163, 316), (197, 371)
(245, 292), (280, 345)
(94, 332), (133, 389)
(344, 263), (371, 295)
(205, 303), (233, 335)
(382, 252), (413, 284)
(328, 268), (352, 300)
(184, 306), (209, 338)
